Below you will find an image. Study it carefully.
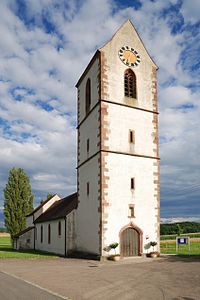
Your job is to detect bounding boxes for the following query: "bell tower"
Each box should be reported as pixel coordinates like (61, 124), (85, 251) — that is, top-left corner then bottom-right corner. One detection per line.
(76, 19), (160, 258)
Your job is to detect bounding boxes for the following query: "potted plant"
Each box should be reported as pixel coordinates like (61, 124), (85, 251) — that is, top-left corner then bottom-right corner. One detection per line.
(147, 241), (159, 258)
(104, 242), (120, 261)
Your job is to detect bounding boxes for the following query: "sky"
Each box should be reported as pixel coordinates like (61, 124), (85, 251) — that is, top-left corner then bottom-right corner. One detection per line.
(0, 0), (199, 225)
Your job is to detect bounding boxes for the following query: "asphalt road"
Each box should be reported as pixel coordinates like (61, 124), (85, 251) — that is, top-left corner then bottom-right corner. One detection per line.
(0, 271), (68, 300)
(0, 256), (199, 300)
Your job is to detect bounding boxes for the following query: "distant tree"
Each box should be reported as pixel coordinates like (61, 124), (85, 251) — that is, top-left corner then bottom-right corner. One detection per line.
(40, 193), (54, 204)
(160, 222), (200, 236)
(175, 224), (183, 236)
(4, 168), (34, 240)
(46, 193), (54, 200)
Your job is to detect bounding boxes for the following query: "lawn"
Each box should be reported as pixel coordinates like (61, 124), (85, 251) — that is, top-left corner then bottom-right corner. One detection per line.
(1, 234), (199, 258)
(0, 236), (59, 259)
(160, 239), (200, 255)
(160, 232), (200, 240)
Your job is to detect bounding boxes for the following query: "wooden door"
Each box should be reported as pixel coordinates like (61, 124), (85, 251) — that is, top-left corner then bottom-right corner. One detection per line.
(121, 227), (139, 256)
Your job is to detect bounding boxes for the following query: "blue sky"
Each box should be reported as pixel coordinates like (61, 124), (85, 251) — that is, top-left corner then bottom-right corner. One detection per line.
(0, 0), (200, 224)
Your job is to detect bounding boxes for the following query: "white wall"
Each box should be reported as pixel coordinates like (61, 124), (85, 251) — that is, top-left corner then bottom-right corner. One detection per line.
(35, 219), (65, 255)
(76, 155), (100, 255)
(77, 54), (101, 256)
(101, 153), (159, 254)
(26, 194), (61, 227)
(35, 211), (76, 256)
(16, 228), (34, 250)
(34, 194), (61, 221)
(78, 104), (99, 165)
(100, 20), (160, 256)
(76, 20), (159, 258)
(78, 56), (100, 124)
(100, 20), (157, 112)
(105, 102), (156, 157)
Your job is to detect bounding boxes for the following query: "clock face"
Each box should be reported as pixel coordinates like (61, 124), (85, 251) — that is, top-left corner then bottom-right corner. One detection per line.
(119, 46), (141, 67)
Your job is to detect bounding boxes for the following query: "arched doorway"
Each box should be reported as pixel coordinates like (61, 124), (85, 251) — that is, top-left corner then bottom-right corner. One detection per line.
(120, 223), (143, 256)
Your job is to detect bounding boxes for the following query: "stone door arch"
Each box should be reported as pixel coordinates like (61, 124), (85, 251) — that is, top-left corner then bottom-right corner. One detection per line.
(120, 223), (143, 256)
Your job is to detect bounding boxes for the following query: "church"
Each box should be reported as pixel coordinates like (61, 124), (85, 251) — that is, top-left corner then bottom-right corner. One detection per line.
(13, 19), (160, 259)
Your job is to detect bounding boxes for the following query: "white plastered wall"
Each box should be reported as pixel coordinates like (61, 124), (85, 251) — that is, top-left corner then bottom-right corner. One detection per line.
(106, 103), (155, 157)
(35, 211), (76, 256)
(76, 55), (101, 255)
(35, 195), (61, 220)
(76, 20), (159, 257)
(102, 153), (158, 254)
(35, 219), (65, 255)
(17, 228), (34, 250)
(100, 20), (159, 255)
(79, 104), (99, 165)
(78, 56), (100, 123)
(100, 20), (157, 111)
(76, 155), (100, 254)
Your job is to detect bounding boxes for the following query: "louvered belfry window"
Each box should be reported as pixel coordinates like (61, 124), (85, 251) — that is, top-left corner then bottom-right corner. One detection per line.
(124, 69), (137, 98)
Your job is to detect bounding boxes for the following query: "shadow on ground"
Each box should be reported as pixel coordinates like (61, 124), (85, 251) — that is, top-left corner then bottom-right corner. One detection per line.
(160, 254), (200, 263)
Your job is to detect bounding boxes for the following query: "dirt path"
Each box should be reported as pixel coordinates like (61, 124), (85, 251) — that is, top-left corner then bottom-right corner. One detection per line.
(0, 233), (10, 237)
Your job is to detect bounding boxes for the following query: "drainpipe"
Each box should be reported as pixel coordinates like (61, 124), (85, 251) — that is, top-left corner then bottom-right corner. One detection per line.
(64, 217), (67, 257)
(33, 215), (35, 250)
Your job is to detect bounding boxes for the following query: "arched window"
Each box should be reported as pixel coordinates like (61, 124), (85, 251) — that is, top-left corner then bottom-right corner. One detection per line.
(85, 78), (91, 114)
(41, 225), (43, 243)
(58, 221), (61, 236)
(48, 224), (51, 244)
(124, 69), (137, 98)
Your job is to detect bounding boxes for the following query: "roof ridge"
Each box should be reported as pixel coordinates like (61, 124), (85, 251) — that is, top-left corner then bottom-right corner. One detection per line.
(26, 194), (59, 217)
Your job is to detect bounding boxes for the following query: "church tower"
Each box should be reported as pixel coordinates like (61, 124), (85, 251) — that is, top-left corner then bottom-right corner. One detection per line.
(76, 20), (160, 258)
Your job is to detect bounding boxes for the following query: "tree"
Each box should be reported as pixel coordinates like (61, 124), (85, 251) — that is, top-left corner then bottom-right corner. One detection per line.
(176, 224), (183, 236)
(40, 193), (54, 204)
(4, 168), (34, 240)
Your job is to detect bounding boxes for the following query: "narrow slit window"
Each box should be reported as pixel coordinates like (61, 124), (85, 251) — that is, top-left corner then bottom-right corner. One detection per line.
(58, 221), (61, 236)
(48, 224), (51, 244)
(87, 139), (89, 155)
(124, 69), (137, 98)
(129, 130), (135, 143)
(41, 225), (43, 243)
(87, 182), (90, 196)
(131, 178), (135, 190)
(85, 78), (91, 115)
(128, 204), (135, 218)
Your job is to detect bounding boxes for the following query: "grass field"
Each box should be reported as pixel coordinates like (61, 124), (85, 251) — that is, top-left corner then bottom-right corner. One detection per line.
(160, 232), (200, 240)
(160, 236), (200, 255)
(1, 234), (200, 258)
(0, 236), (59, 259)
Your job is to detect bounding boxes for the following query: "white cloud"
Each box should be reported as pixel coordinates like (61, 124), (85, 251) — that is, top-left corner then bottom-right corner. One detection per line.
(180, 0), (200, 24)
(161, 217), (200, 224)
